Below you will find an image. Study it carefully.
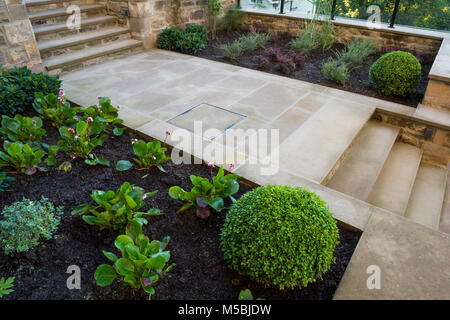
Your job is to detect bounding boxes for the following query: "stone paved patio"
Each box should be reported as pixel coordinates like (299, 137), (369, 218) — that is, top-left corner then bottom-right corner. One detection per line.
(62, 49), (450, 300)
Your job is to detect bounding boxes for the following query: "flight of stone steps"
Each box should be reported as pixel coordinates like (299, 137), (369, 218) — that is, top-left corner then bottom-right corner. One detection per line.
(26, 0), (143, 74)
(277, 99), (449, 233)
(326, 119), (449, 233)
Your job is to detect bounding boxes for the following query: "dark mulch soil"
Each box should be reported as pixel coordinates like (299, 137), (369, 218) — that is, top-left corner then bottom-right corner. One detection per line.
(196, 30), (435, 108)
(0, 118), (361, 300)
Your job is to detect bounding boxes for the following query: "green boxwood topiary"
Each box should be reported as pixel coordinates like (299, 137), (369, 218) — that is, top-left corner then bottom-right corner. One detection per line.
(369, 51), (421, 96)
(221, 185), (339, 289)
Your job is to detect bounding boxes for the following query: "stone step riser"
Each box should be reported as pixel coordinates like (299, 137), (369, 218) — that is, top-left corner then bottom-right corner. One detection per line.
(35, 18), (119, 41)
(40, 32), (131, 59)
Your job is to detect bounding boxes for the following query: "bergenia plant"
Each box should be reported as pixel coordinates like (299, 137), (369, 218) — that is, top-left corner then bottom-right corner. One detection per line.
(0, 115), (46, 148)
(116, 137), (170, 173)
(57, 118), (109, 170)
(32, 91), (79, 128)
(82, 96), (125, 136)
(72, 182), (163, 231)
(0, 141), (57, 175)
(94, 220), (174, 298)
(168, 164), (240, 218)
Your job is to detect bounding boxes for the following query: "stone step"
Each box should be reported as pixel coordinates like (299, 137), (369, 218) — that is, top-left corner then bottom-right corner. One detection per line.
(33, 15), (116, 37)
(278, 98), (375, 184)
(367, 142), (423, 215)
(327, 120), (399, 201)
(38, 26), (130, 53)
(43, 39), (142, 70)
(414, 103), (450, 129)
(26, 0), (67, 6)
(439, 169), (450, 234)
(28, 4), (105, 22)
(404, 163), (447, 230)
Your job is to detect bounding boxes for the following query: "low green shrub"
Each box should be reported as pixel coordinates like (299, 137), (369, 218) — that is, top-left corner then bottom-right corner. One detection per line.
(57, 119), (109, 168)
(94, 220), (174, 297)
(219, 41), (245, 60)
(72, 182), (162, 231)
(116, 138), (170, 173)
(0, 114), (46, 148)
(0, 66), (61, 115)
(176, 31), (208, 54)
(33, 91), (79, 128)
(337, 39), (378, 67)
(0, 197), (62, 255)
(220, 32), (269, 60)
(369, 51), (422, 96)
(0, 141), (56, 175)
(83, 96), (124, 136)
(221, 185), (339, 289)
(157, 25), (209, 54)
(157, 28), (183, 51)
(322, 57), (349, 86)
(169, 165), (239, 218)
(290, 29), (319, 54)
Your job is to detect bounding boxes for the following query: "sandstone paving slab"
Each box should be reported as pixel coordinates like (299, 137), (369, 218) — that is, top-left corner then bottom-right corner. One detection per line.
(294, 91), (333, 113)
(228, 82), (307, 122)
(264, 107), (312, 143)
(404, 164), (447, 230)
(327, 120), (399, 201)
(414, 104), (450, 128)
(167, 103), (246, 140)
(334, 208), (450, 300)
(277, 98), (375, 184)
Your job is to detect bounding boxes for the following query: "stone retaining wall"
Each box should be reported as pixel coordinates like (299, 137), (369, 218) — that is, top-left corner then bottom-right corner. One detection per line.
(101, 0), (236, 48)
(0, 0), (43, 72)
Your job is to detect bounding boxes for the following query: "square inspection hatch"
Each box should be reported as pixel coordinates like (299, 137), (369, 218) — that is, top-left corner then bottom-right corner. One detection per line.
(167, 103), (247, 140)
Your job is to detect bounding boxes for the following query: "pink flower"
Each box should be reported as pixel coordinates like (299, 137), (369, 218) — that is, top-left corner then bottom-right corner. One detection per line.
(208, 162), (214, 168)
(131, 138), (138, 145)
(165, 131), (171, 136)
(97, 96), (102, 99)
(29, 133), (33, 137)
(117, 105), (120, 110)
(152, 155), (156, 160)
(74, 134), (79, 139)
(142, 193), (147, 200)
(59, 90), (65, 97)
(87, 117), (93, 123)
(70, 154), (76, 160)
(230, 163), (235, 169)
(68, 128), (75, 133)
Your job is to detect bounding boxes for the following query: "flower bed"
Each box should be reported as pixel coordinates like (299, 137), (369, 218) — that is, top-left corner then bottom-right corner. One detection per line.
(194, 30), (433, 108)
(0, 107), (360, 300)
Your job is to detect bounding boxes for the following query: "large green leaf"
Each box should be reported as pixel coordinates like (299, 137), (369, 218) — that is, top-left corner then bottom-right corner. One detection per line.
(133, 140), (147, 157)
(114, 235), (134, 252)
(115, 258), (135, 276)
(116, 160), (133, 171)
(146, 255), (167, 272)
(94, 264), (116, 287)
